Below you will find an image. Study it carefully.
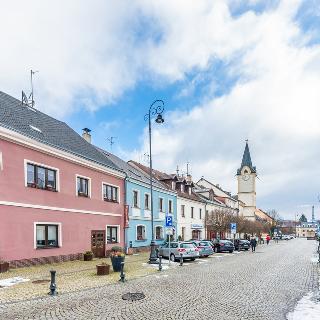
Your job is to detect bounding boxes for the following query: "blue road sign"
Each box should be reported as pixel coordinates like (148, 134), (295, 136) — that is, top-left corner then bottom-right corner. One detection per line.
(165, 216), (173, 227)
(230, 223), (237, 234)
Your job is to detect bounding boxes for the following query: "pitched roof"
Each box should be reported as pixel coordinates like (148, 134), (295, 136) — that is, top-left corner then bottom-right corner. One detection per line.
(0, 91), (120, 172)
(237, 141), (256, 174)
(129, 161), (204, 202)
(96, 149), (168, 190)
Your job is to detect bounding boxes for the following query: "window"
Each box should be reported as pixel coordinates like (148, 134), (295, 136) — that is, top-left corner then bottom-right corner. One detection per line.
(133, 190), (139, 208)
(107, 226), (118, 243)
(191, 207), (194, 219)
(199, 208), (202, 219)
(159, 198), (164, 212)
(168, 199), (173, 214)
(181, 227), (185, 241)
(145, 194), (150, 210)
(155, 226), (163, 240)
(36, 224), (58, 248)
(181, 205), (185, 218)
(27, 163), (57, 191)
(136, 225), (146, 240)
(103, 184), (118, 202)
(77, 177), (89, 197)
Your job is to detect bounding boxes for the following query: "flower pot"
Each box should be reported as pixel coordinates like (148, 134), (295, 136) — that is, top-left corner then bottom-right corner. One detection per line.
(0, 261), (9, 273)
(96, 264), (110, 275)
(110, 256), (125, 272)
(84, 253), (93, 261)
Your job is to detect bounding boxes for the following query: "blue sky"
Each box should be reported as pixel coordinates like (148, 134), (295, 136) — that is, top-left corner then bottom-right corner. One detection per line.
(1, 0), (320, 219)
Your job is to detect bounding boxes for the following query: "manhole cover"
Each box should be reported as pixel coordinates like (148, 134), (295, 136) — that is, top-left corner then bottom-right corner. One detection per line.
(122, 292), (145, 301)
(32, 279), (50, 284)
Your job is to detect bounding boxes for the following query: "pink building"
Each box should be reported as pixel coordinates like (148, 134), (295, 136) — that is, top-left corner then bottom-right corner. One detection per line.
(0, 92), (125, 267)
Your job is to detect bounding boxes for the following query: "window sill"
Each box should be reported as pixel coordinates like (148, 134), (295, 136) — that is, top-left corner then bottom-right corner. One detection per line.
(107, 241), (119, 244)
(78, 193), (89, 198)
(133, 206), (140, 209)
(36, 246), (60, 250)
(136, 239), (147, 242)
(27, 185), (57, 192)
(104, 199), (119, 203)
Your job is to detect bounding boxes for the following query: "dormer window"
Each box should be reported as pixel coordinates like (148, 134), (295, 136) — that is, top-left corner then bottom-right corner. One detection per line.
(188, 186), (192, 195)
(171, 181), (176, 190)
(180, 184), (184, 192)
(244, 169), (248, 174)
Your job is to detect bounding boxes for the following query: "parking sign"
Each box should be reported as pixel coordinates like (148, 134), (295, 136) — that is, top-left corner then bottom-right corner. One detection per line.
(165, 216), (173, 227)
(230, 223), (237, 234)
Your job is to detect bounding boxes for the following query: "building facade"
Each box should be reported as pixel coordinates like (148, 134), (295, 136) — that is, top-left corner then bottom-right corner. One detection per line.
(101, 155), (177, 250)
(0, 92), (125, 266)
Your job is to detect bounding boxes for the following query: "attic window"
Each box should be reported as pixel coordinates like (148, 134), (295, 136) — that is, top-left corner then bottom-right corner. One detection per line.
(244, 169), (248, 174)
(29, 125), (42, 133)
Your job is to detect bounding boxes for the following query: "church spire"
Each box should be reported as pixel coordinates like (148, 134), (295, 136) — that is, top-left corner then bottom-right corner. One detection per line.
(237, 140), (256, 175)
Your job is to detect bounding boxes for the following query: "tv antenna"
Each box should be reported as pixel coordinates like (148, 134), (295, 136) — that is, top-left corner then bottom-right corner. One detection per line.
(107, 136), (117, 151)
(21, 69), (39, 108)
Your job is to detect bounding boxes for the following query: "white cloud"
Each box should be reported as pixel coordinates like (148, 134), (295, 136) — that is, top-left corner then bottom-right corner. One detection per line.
(1, 0), (320, 218)
(127, 0), (320, 218)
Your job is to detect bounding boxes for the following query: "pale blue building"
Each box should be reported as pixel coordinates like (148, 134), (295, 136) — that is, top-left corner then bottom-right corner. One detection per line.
(101, 151), (177, 249)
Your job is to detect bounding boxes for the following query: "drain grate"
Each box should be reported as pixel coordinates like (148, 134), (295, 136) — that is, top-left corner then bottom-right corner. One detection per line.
(122, 292), (145, 301)
(32, 279), (50, 284)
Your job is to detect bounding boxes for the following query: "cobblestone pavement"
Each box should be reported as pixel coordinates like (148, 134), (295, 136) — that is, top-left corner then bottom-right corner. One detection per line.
(0, 239), (318, 320)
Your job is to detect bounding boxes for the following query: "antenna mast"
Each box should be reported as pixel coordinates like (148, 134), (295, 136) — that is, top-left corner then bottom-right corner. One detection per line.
(22, 69), (38, 108)
(107, 136), (117, 151)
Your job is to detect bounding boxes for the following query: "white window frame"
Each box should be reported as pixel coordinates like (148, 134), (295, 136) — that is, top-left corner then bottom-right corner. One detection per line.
(33, 222), (62, 249)
(102, 182), (120, 203)
(133, 189), (140, 208)
(24, 159), (60, 192)
(136, 224), (147, 241)
(168, 199), (173, 214)
(144, 192), (151, 210)
(106, 224), (121, 244)
(0, 151), (3, 171)
(155, 225), (164, 240)
(76, 174), (91, 198)
(159, 197), (164, 212)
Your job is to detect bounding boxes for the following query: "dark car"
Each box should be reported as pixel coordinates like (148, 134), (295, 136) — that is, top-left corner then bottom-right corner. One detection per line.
(192, 240), (214, 257)
(212, 239), (234, 253)
(234, 239), (250, 251)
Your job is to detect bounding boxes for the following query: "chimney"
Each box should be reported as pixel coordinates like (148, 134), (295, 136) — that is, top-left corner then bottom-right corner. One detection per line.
(82, 128), (91, 143)
(186, 174), (192, 183)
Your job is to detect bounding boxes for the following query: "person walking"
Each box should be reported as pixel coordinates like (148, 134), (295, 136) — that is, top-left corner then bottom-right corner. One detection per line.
(266, 234), (271, 245)
(250, 237), (257, 252)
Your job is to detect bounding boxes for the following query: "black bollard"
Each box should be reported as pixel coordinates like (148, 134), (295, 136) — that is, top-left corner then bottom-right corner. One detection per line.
(49, 270), (57, 296)
(179, 254), (183, 266)
(158, 255), (162, 271)
(119, 262), (125, 282)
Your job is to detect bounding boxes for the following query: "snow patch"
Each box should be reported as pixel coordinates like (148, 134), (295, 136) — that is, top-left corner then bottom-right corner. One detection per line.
(0, 277), (30, 288)
(287, 292), (320, 320)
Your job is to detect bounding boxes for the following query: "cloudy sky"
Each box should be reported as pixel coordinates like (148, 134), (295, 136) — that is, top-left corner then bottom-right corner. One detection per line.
(1, 0), (320, 220)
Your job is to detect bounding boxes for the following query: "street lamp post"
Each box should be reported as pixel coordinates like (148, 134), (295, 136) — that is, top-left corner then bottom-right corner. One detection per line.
(144, 100), (165, 264)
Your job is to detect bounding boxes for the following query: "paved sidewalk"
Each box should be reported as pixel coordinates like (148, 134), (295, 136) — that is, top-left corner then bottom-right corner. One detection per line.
(0, 239), (318, 320)
(0, 253), (156, 303)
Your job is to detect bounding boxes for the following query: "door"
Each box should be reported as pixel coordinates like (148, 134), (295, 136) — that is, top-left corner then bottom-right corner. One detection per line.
(91, 230), (106, 258)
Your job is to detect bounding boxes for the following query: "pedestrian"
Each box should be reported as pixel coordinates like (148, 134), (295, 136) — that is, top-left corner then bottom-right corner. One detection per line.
(266, 234), (271, 245)
(250, 237), (257, 252)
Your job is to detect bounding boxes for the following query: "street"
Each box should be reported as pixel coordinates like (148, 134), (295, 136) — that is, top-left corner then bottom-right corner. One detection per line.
(0, 239), (318, 320)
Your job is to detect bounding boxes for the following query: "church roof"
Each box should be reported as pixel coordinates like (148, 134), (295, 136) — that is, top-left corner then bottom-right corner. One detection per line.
(237, 141), (256, 175)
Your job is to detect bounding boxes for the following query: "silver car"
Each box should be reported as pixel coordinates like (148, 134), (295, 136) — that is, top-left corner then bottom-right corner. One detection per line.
(158, 241), (200, 262)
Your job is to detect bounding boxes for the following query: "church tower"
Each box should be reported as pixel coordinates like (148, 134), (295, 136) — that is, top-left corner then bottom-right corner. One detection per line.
(237, 141), (257, 220)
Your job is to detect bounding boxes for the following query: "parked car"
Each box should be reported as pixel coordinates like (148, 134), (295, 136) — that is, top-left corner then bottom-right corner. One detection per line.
(192, 240), (214, 257)
(158, 241), (200, 262)
(234, 239), (250, 251)
(282, 235), (290, 240)
(212, 239), (234, 253)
